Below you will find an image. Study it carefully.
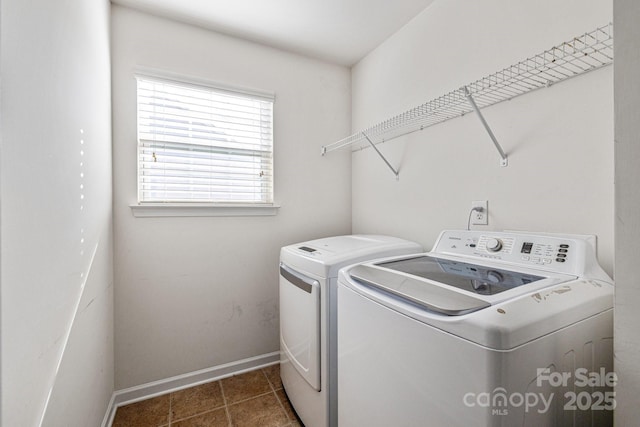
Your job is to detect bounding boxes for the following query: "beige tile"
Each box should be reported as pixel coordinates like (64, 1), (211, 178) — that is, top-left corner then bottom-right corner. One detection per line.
(171, 381), (225, 421)
(171, 408), (229, 427)
(112, 394), (170, 427)
(221, 370), (272, 404)
(228, 393), (290, 427)
(262, 364), (283, 390)
(275, 388), (299, 422)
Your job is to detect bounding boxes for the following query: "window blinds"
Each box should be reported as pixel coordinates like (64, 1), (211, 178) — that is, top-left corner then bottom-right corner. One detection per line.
(136, 76), (274, 203)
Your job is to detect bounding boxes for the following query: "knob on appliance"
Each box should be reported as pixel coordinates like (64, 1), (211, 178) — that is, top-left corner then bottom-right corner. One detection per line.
(486, 238), (503, 252)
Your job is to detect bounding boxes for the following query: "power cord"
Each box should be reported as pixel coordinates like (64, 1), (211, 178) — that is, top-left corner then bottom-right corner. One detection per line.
(467, 206), (484, 231)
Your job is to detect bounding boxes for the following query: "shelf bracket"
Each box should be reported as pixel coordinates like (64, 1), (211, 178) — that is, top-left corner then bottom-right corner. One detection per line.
(362, 132), (400, 180)
(464, 86), (508, 167)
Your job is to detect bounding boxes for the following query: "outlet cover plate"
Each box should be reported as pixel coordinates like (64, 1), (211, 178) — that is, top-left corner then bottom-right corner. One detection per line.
(471, 200), (488, 225)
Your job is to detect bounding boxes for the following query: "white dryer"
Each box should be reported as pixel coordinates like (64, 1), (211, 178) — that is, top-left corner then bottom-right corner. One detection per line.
(279, 235), (422, 427)
(338, 230), (614, 427)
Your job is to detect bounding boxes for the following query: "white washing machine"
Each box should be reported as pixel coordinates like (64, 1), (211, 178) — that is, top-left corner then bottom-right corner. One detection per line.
(338, 230), (614, 427)
(279, 235), (422, 427)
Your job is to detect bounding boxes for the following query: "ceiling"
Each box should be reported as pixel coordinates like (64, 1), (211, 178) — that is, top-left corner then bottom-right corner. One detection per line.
(111, 0), (436, 66)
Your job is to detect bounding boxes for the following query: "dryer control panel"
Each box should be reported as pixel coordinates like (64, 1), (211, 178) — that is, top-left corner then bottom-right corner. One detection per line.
(431, 230), (597, 277)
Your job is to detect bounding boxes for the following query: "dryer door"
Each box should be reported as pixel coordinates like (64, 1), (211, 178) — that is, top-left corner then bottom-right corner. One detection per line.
(279, 263), (321, 390)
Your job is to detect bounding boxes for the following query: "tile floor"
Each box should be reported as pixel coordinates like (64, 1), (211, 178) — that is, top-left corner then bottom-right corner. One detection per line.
(112, 364), (302, 427)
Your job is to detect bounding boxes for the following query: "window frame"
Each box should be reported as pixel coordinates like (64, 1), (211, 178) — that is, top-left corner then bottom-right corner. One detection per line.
(130, 69), (279, 217)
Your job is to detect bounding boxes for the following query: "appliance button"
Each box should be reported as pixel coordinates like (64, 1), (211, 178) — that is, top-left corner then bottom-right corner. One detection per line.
(559, 244), (570, 248)
(557, 253), (567, 258)
(556, 258), (566, 263)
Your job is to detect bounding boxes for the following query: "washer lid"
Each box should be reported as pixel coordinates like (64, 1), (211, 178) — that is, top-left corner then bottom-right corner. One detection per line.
(377, 255), (545, 296)
(347, 252), (576, 316)
(349, 264), (491, 315)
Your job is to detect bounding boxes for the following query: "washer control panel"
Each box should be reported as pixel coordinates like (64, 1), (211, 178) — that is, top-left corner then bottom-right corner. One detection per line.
(432, 230), (587, 275)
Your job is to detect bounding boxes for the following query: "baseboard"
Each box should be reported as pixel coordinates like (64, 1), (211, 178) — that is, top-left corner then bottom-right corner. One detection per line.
(101, 351), (280, 427)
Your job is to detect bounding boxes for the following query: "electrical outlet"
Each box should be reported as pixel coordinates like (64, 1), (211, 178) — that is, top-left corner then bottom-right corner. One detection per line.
(471, 200), (488, 225)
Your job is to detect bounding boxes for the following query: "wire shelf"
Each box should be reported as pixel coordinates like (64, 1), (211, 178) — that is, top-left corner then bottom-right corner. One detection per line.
(322, 23), (613, 157)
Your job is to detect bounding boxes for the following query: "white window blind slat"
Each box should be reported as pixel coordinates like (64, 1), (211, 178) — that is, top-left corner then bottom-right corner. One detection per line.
(137, 76), (274, 204)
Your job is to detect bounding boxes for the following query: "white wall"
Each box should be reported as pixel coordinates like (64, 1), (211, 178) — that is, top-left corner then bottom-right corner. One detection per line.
(0, 0), (114, 426)
(613, 0), (640, 423)
(111, 6), (352, 389)
(351, 0), (614, 276)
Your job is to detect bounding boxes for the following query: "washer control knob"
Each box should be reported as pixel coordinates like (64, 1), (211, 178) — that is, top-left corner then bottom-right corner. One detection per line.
(486, 238), (503, 252)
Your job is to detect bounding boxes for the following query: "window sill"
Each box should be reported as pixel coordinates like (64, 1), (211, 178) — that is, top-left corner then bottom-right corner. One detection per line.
(130, 203), (280, 218)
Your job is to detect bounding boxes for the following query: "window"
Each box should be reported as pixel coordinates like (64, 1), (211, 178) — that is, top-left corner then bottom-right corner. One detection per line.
(136, 75), (274, 205)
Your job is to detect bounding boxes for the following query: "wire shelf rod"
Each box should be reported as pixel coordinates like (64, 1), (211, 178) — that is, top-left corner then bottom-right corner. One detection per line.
(464, 86), (508, 166)
(362, 132), (400, 179)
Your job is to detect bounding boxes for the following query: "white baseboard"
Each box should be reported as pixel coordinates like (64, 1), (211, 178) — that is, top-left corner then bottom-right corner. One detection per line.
(101, 351), (280, 427)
